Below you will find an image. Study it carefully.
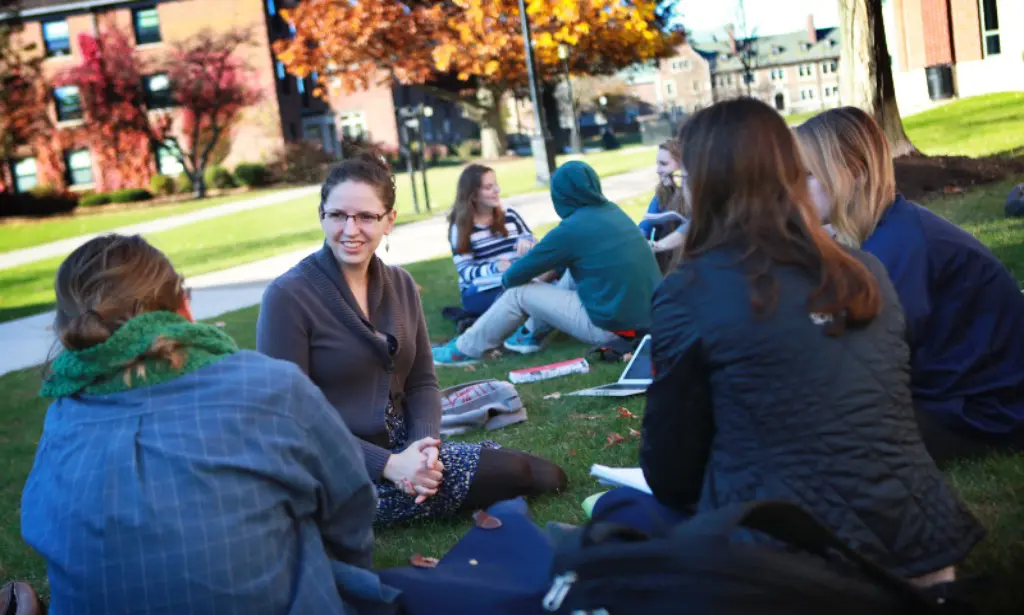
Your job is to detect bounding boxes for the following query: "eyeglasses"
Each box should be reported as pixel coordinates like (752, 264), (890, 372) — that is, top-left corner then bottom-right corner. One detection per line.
(323, 210), (388, 225)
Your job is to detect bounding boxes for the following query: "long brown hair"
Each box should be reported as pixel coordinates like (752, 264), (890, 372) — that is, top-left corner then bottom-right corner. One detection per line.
(52, 234), (189, 367)
(678, 98), (880, 333)
(448, 163), (506, 254)
(655, 138), (684, 215)
(795, 107), (897, 247)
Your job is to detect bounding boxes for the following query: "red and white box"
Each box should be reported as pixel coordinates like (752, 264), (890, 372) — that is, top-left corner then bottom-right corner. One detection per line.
(509, 357), (590, 384)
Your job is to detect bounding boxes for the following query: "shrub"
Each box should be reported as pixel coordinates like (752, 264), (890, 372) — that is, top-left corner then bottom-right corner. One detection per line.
(204, 165), (236, 190)
(149, 174), (176, 196)
(455, 139), (481, 160)
(80, 193), (111, 207)
(268, 142), (336, 184)
(1, 190), (79, 218)
(176, 172), (194, 194)
(107, 188), (152, 204)
(233, 163), (270, 187)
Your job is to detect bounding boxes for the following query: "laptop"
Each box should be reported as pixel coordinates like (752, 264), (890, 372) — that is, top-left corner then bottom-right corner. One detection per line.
(568, 334), (653, 397)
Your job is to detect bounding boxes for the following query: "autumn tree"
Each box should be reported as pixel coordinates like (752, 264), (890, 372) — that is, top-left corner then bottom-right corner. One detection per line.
(60, 28), (260, 197)
(0, 24), (51, 162)
(839, 0), (915, 156)
(275, 0), (681, 160)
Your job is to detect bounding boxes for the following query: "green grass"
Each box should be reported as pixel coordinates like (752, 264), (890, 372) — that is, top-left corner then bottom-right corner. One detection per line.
(2, 190), (1023, 612)
(903, 92), (1024, 158)
(784, 110), (818, 126)
(0, 188), (285, 253)
(0, 147), (655, 324)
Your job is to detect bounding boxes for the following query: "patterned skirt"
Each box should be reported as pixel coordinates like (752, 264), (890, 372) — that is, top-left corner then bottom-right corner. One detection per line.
(374, 401), (498, 526)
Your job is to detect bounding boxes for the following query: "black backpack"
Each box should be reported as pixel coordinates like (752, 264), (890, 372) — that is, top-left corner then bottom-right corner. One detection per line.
(543, 500), (974, 615)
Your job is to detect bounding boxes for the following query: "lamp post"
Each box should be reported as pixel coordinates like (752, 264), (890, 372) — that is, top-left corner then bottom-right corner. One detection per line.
(516, 0), (556, 185)
(397, 108), (421, 214)
(558, 43), (582, 154)
(418, 105), (433, 212)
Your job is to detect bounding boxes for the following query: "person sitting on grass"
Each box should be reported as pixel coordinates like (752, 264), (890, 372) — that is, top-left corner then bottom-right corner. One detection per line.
(21, 234), (397, 615)
(638, 139), (689, 272)
(636, 98), (983, 587)
(796, 107), (1024, 467)
(432, 160), (661, 366)
(447, 163), (555, 344)
(257, 152), (567, 527)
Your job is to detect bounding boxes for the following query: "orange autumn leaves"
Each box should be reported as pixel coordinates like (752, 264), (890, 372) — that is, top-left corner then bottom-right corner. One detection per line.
(274, 0), (679, 96)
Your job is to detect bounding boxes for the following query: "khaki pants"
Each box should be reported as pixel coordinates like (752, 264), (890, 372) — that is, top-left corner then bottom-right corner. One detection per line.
(456, 273), (617, 357)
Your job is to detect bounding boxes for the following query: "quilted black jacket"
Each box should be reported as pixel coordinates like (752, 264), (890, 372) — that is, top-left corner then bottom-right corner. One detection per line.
(640, 247), (985, 577)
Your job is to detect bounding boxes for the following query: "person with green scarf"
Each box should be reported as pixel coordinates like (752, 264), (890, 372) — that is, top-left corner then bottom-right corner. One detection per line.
(433, 161), (661, 366)
(20, 234), (400, 615)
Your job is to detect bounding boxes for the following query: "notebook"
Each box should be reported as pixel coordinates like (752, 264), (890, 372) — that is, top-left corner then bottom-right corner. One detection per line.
(567, 334), (652, 397)
(590, 464), (652, 495)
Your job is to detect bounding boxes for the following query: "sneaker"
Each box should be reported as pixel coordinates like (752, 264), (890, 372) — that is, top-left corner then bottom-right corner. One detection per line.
(503, 325), (546, 354)
(432, 338), (478, 367)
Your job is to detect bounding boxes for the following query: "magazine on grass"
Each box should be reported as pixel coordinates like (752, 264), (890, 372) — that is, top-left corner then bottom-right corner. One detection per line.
(590, 464), (652, 494)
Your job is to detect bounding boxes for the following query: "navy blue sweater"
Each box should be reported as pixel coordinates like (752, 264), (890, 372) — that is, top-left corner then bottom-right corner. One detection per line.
(862, 195), (1024, 437)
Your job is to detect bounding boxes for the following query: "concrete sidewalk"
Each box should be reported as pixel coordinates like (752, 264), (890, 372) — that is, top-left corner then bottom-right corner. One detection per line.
(0, 167), (655, 376)
(0, 185), (319, 272)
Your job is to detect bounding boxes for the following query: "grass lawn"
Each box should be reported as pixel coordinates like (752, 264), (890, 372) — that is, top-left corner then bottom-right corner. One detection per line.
(0, 188), (286, 253)
(0, 146), (654, 324)
(1, 190), (1023, 612)
(903, 91), (1024, 158)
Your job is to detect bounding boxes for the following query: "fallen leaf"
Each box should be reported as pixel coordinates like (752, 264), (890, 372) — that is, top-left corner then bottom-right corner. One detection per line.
(469, 559), (479, 566)
(605, 432), (627, 447)
(617, 407), (635, 419)
(621, 352), (633, 363)
(543, 392), (562, 400)
(464, 365), (477, 372)
(942, 185), (964, 194)
(485, 349), (503, 360)
(410, 553), (439, 568)
(570, 448), (577, 456)
(416, 284), (424, 293)
(628, 427), (642, 438)
(568, 413), (599, 421)
(473, 510), (503, 530)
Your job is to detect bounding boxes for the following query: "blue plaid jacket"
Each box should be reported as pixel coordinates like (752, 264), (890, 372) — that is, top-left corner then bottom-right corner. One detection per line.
(21, 350), (398, 615)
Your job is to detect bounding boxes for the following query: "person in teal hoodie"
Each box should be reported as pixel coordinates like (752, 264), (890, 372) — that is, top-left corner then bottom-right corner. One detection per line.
(432, 161), (661, 366)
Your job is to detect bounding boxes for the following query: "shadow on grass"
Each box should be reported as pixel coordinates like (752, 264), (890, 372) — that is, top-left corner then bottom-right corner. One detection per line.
(0, 302), (55, 323)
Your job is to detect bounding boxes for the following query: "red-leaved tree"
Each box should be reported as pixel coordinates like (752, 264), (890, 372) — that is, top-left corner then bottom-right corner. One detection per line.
(0, 21), (53, 189)
(58, 27), (260, 197)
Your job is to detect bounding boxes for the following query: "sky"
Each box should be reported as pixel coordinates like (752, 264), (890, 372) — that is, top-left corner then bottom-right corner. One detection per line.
(674, 0), (840, 37)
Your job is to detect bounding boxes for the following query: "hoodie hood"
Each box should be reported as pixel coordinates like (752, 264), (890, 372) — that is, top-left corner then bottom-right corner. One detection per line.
(550, 161), (612, 219)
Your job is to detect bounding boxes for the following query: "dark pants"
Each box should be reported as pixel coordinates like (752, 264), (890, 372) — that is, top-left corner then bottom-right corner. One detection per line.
(461, 287), (503, 317)
(915, 407), (1024, 468)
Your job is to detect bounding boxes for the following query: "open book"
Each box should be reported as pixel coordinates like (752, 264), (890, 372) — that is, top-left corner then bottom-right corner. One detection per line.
(590, 464), (652, 494)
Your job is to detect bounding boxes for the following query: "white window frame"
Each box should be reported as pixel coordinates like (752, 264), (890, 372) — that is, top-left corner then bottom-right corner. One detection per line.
(157, 141), (184, 176)
(13, 158), (38, 193)
(664, 80), (677, 97)
(978, 0), (1001, 57)
(670, 59), (690, 72)
(340, 111), (368, 140)
(65, 149), (94, 186)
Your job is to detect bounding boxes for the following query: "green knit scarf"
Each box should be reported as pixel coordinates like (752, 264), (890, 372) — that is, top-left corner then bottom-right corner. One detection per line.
(41, 311), (238, 398)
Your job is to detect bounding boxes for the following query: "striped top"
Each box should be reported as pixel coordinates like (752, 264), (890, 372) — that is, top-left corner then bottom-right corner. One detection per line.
(449, 208), (534, 295)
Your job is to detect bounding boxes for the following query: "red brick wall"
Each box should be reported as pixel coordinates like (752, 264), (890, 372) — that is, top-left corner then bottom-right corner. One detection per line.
(326, 79), (400, 148)
(894, 0), (983, 70)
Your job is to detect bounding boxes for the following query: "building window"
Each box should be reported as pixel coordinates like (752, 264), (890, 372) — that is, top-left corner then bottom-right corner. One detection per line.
(12, 158), (38, 193)
(692, 79), (700, 93)
(670, 59), (690, 72)
(54, 85), (83, 122)
(340, 111), (367, 139)
(821, 60), (838, 74)
(800, 88), (815, 101)
(726, 74), (733, 86)
(132, 7), (162, 45)
(65, 149), (93, 186)
(979, 0), (1000, 56)
(42, 20), (71, 57)
(770, 68), (785, 81)
(143, 74), (173, 109)
(664, 80), (676, 97)
(156, 141), (184, 176)
(799, 64), (813, 78)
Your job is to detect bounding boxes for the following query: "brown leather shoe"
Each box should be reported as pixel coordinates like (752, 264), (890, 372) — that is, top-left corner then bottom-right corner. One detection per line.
(0, 582), (41, 615)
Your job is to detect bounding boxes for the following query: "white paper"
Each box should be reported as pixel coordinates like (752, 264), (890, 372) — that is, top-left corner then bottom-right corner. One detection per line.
(590, 464), (652, 495)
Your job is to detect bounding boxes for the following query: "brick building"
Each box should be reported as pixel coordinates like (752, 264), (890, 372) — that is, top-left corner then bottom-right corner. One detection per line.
(0, 0), (341, 193)
(627, 16), (843, 117)
(883, 0), (1023, 112)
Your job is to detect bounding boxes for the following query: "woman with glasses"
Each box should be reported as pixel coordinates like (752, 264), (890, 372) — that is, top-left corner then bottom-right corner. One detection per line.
(257, 152), (566, 526)
(637, 140), (690, 272)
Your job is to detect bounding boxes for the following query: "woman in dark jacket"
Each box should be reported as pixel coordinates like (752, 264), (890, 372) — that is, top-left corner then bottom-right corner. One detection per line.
(640, 98), (983, 584)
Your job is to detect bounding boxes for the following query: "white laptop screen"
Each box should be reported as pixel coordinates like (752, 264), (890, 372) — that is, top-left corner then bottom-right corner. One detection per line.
(619, 335), (653, 383)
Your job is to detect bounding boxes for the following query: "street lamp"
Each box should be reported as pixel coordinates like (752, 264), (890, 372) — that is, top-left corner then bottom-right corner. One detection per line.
(418, 105), (433, 212)
(516, 0), (557, 185)
(558, 43), (582, 154)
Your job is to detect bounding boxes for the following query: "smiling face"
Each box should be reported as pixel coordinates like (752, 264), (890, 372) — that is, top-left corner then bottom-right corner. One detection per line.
(476, 171), (501, 211)
(656, 148), (680, 186)
(320, 180), (397, 270)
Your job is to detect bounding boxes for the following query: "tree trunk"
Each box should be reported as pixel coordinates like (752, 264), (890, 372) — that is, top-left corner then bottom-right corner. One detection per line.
(839, 0), (916, 156)
(460, 85), (507, 160)
(193, 170), (206, 199)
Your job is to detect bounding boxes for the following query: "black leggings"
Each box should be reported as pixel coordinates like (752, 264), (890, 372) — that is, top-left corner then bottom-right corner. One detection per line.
(462, 448), (568, 511)
(915, 407), (1024, 468)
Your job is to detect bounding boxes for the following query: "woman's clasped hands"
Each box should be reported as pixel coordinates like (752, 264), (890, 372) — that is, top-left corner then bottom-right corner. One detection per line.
(383, 437), (445, 504)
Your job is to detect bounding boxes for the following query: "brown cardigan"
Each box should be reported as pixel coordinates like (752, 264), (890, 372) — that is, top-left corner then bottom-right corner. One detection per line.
(256, 244), (441, 480)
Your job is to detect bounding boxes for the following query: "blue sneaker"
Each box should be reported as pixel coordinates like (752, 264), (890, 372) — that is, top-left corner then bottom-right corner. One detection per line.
(432, 338), (478, 367)
(503, 325), (546, 354)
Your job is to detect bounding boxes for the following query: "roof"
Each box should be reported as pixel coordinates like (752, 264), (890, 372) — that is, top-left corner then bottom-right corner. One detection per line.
(694, 27), (841, 72)
(0, 0), (136, 20)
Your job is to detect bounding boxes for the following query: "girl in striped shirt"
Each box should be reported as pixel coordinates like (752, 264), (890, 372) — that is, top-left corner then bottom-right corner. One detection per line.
(448, 164), (537, 316)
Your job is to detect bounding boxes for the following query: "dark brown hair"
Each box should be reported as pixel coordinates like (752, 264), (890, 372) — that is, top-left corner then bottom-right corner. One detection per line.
(655, 138), (684, 217)
(319, 149), (397, 219)
(52, 234), (189, 367)
(448, 163), (506, 254)
(678, 98), (881, 333)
